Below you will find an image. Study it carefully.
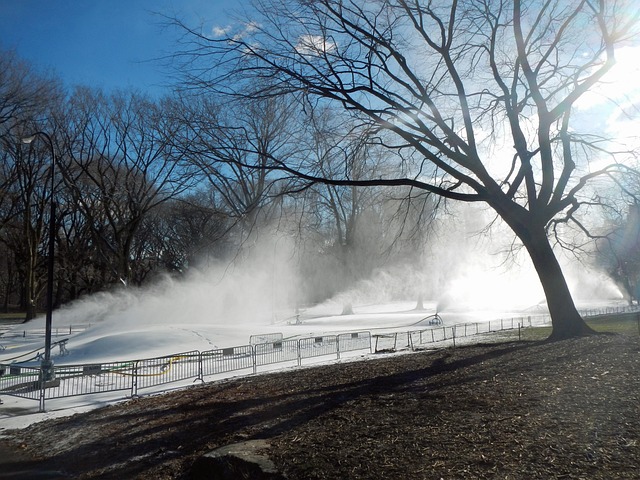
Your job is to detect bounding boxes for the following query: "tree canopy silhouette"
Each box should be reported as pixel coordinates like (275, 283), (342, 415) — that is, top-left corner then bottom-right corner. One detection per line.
(173, 0), (640, 339)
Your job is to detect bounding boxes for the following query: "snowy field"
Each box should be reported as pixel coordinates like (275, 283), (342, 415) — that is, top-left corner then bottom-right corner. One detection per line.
(0, 299), (539, 368)
(0, 295), (628, 433)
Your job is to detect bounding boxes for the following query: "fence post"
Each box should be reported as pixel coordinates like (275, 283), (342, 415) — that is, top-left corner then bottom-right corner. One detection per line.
(452, 327), (456, 348)
(518, 323), (521, 341)
(197, 352), (204, 383)
(39, 368), (46, 412)
(131, 360), (139, 398)
(252, 346), (258, 374)
(297, 340), (302, 366)
(336, 336), (341, 360)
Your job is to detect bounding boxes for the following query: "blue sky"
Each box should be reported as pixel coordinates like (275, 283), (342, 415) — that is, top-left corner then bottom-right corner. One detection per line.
(0, 0), (242, 96)
(1, 0), (638, 148)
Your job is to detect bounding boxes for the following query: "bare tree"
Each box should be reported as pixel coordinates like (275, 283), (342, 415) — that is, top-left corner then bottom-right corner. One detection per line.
(595, 172), (640, 305)
(54, 180), (102, 301)
(173, 0), (640, 339)
(132, 193), (232, 276)
(0, 128), (63, 319)
(167, 92), (300, 243)
(62, 88), (190, 286)
(0, 49), (63, 314)
(299, 106), (431, 310)
(0, 49), (59, 131)
(605, 204), (640, 304)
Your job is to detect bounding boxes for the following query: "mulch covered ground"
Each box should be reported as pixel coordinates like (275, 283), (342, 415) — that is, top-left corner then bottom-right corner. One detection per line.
(1, 333), (639, 479)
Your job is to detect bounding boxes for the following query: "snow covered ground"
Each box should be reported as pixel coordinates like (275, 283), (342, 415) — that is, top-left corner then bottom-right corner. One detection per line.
(0, 299), (539, 366)
(0, 297), (628, 432)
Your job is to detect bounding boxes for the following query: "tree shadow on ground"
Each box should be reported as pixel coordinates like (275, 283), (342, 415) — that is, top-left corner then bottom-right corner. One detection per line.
(3, 340), (547, 478)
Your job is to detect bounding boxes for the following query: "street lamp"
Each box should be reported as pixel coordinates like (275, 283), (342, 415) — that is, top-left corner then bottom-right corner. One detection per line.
(21, 131), (56, 382)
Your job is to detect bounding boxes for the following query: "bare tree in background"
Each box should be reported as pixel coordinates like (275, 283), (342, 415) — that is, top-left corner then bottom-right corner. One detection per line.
(304, 110), (382, 312)
(134, 193), (232, 274)
(3, 139), (57, 319)
(173, 0), (640, 339)
(167, 92), (300, 244)
(0, 49), (58, 131)
(0, 49), (62, 314)
(62, 88), (190, 286)
(595, 174), (640, 305)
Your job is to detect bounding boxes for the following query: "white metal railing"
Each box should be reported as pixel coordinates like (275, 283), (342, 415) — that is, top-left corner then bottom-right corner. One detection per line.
(2, 305), (639, 412)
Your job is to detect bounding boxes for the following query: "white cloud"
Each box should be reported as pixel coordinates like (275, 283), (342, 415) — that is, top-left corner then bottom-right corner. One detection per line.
(211, 25), (231, 38)
(295, 34), (336, 56)
(210, 21), (261, 41)
(233, 20), (260, 41)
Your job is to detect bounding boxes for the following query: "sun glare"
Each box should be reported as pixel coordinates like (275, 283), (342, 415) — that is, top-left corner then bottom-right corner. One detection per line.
(577, 45), (640, 115)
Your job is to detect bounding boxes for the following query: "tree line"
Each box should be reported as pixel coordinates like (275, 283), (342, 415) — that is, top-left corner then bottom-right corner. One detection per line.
(0, 48), (432, 319)
(2, 0), (640, 340)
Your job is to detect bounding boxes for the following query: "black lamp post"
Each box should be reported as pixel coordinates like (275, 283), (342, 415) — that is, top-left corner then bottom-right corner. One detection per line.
(21, 131), (56, 381)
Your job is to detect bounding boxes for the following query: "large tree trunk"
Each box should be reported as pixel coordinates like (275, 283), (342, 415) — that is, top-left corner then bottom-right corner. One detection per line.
(521, 227), (595, 340)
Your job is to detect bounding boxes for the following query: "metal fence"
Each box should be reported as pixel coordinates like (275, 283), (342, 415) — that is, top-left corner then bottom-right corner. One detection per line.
(201, 345), (255, 377)
(134, 351), (201, 391)
(0, 332), (374, 411)
(253, 339), (300, 368)
(2, 305), (638, 412)
(0, 364), (42, 402)
(337, 331), (371, 356)
(250, 333), (283, 345)
(0, 324), (91, 340)
(299, 335), (338, 360)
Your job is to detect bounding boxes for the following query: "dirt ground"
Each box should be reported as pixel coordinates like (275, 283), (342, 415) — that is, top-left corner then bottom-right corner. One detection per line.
(1, 333), (639, 479)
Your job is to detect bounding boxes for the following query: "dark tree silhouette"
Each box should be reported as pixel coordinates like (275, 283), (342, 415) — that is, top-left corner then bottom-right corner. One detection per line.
(173, 0), (640, 339)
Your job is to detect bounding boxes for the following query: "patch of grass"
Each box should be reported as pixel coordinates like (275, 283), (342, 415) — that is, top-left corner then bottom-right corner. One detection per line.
(586, 312), (640, 334)
(511, 312), (640, 341)
(0, 312), (26, 324)
(517, 326), (552, 341)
